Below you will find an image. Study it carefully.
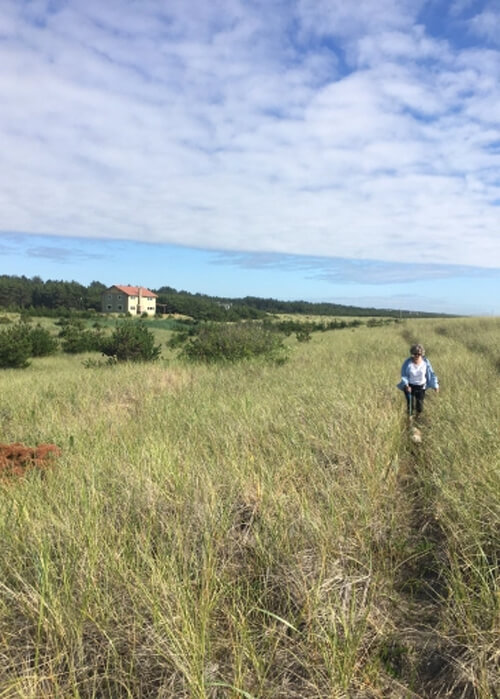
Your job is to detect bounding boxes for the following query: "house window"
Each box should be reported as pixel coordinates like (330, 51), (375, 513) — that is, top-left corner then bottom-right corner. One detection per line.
(117, 295), (122, 300)
(107, 295), (112, 300)
(107, 305), (112, 310)
(130, 306), (135, 310)
(117, 305), (122, 311)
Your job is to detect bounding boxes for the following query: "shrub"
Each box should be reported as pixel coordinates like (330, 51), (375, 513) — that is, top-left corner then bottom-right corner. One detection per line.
(180, 322), (289, 364)
(296, 328), (312, 342)
(28, 324), (59, 357)
(59, 320), (103, 354)
(82, 355), (118, 369)
(100, 321), (161, 362)
(0, 323), (32, 368)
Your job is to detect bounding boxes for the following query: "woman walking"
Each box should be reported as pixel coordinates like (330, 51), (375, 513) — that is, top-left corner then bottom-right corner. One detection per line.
(398, 343), (439, 418)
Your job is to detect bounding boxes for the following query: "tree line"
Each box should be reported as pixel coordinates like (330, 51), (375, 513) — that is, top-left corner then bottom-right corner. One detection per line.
(0, 275), (448, 319)
(155, 289), (446, 319)
(0, 276), (106, 313)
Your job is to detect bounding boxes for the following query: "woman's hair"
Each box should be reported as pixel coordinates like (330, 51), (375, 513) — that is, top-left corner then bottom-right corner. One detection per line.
(410, 343), (425, 356)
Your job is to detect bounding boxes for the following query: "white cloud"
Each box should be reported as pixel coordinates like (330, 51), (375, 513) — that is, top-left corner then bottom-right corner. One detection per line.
(450, 0), (477, 17)
(357, 28), (451, 68)
(296, 0), (426, 40)
(0, 0), (499, 269)
(469, 8), (500, 44)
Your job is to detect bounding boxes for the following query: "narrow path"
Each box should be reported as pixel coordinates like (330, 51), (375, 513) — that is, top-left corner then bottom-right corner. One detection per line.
(382, 423), (474, 698)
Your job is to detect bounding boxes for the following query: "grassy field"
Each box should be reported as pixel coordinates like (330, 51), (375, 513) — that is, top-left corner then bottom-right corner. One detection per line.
(0, 317), (498, 698)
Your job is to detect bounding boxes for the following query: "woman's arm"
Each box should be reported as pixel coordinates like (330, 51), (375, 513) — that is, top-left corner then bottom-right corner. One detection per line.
(425, 359), (439, 390)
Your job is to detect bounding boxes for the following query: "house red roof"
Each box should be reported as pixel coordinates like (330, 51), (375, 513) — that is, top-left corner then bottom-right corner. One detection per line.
(110, 285), (157, 298)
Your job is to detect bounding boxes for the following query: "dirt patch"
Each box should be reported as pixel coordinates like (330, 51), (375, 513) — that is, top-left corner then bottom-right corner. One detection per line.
(0, 442), (61, 480)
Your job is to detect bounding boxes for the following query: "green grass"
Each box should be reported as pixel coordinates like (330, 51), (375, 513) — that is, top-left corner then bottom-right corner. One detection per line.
(0, 318), (498, 697)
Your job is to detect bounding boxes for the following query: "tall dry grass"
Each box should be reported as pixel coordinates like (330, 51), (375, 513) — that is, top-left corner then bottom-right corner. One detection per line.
(0, 317), (498, 697)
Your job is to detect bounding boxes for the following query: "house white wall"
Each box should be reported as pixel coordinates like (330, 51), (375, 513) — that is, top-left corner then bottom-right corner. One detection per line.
(101, 287), (157, 316)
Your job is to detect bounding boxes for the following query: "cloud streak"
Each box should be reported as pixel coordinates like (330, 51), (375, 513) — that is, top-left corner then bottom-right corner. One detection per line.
(212, 250), (500, 284)
(26, 245), (105, 263)
(0, 0), (499, 272)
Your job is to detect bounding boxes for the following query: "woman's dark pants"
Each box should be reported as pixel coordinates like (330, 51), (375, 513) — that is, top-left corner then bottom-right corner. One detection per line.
(405, 384), (426, 415)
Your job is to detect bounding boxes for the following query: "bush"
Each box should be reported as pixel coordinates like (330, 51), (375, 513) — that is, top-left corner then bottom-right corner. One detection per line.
(59, 320), (103, 354)
(100, 321), (161, 362)
(28, 324), (59, 357)
(180, 322), (289, 364)
(82, 355), (118, 369)
(296, 328), (312, 342)
(0, 323), (33, 368)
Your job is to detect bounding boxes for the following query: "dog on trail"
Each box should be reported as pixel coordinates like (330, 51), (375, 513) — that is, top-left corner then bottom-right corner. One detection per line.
(410, 425), (422, 444)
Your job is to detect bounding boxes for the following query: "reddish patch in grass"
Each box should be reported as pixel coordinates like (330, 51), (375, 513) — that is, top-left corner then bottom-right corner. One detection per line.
(0, 443), (61, 481)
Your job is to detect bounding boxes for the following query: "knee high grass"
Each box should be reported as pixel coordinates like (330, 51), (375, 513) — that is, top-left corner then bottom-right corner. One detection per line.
(0, 317), (498, 697)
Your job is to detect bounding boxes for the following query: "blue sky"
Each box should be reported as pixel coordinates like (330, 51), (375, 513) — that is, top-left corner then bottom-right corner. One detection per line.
(1, 0), (499, 314)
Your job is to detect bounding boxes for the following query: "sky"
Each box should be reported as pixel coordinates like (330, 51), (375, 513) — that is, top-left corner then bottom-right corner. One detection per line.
(1, 0), (499, 315)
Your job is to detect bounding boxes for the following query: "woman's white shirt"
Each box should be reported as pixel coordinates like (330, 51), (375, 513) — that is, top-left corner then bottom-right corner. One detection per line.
(408, 359), (426, 386)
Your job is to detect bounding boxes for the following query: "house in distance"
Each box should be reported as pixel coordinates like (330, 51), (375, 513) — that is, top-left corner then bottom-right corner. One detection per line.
(101, 285), (157, 316)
